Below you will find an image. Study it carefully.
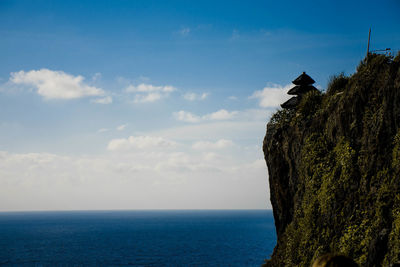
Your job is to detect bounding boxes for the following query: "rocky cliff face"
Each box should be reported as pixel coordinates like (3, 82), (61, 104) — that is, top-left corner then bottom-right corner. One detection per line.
(263, 54), (400, 266)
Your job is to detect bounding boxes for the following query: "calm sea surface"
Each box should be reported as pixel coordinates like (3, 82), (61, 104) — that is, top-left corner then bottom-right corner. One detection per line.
(0, 210), (276, 267)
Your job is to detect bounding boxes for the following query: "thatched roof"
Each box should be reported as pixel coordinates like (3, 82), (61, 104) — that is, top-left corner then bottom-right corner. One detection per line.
(281, 96), (299, 109)
(292, 72), (315, 85)
(288, 85), (318, 95)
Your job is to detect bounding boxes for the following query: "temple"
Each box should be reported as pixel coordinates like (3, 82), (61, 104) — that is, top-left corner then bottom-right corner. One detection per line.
(281, 72), (318, 109)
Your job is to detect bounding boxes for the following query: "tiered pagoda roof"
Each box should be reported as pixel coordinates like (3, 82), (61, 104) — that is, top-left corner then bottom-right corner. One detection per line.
(287, 85), (318, 95)
(281, 96), (300, 109)
(292, 72), (315, 85)
(281, 72), (318, 109)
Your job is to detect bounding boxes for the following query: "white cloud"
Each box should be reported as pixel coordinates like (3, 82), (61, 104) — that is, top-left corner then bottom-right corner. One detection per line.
(236, 109), (274, 121)
(192, 139), (234, 150)
(205, 109), (238, 120)
(126, 83), (176, 93)
(126, 83), (176, 103)
(183, 92), (209, 101)
(117, 124), (127, 131)
(133, 93), (162, 103)
(107, 135), (177, 152)
(0, 109), (271, 210)
(174, 109), (238, 123)
(0, 146), (270, 210)
(173, 111), (201, 123)
(249, 83), (292, 108)
(10, 69), (104, 100)
(179, 27), (191, 36)
(92, 73), (102, 81)
(91, 96), (112, 104)
(98, 128), (109, 133)
(156, 111), (273, 148)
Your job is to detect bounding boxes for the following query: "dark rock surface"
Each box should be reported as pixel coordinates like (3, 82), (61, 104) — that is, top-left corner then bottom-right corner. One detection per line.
(263, 54), (400, 266)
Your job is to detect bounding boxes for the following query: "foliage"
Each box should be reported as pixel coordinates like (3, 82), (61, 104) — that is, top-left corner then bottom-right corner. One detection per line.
(264, 54), (400, 266)
(269, 108), (295, 126)
(296, 90), (322, 120)
(326, 72), (349, 95)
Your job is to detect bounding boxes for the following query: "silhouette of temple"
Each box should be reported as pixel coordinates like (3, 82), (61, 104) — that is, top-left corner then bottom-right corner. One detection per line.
(281, 72), (318, 109)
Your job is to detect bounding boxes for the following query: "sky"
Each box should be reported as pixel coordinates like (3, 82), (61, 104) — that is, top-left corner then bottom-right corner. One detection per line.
(0, 0), (399, 211)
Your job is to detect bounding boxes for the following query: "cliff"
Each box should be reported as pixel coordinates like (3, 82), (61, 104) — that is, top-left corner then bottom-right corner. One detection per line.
(263, 54), (400, 266)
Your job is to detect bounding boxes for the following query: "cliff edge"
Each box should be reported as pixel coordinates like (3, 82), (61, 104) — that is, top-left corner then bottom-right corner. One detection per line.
(263, 54), (400, 266)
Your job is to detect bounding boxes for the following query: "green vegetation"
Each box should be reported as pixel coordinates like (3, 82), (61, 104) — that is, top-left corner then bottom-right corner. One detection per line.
(326, 72), (349, 96)
(264, 54), (400, 266)
(269, 108), (295, 126)
(297, 90), (322, 121)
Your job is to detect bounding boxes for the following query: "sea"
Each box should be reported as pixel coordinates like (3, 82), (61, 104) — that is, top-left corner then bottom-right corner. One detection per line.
(0, 210), (276, 267)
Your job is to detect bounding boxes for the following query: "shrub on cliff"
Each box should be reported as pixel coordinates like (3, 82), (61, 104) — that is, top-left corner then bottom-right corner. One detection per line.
(326, 72), (348, 96)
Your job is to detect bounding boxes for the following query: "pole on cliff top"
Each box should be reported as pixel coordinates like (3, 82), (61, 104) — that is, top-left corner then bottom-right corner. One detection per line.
(367, 28), (371, 59)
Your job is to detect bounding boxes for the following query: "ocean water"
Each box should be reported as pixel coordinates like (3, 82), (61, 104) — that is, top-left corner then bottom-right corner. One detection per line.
(0, 210), (276, 267)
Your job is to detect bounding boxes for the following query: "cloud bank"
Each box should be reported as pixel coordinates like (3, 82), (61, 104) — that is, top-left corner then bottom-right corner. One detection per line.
(0, 142), (269, 210)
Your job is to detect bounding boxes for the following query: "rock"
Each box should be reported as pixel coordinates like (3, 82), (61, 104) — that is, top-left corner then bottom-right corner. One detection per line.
(263, 53), (400, 266)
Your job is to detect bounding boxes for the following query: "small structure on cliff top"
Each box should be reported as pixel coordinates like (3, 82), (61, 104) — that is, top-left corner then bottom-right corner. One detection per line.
(281, 72), (318, 109)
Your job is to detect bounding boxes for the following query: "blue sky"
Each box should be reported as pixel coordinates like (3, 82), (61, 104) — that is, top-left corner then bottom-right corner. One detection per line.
(1, 0), (399, 211)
